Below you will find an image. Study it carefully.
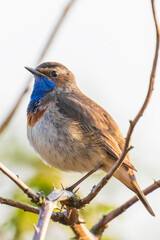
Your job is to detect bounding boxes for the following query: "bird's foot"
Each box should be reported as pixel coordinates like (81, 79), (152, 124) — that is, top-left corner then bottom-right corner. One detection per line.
(36, 191), (46, 205)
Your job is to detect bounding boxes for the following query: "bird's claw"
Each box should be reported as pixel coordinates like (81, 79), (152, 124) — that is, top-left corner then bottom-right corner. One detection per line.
(36, 191), (46, 205)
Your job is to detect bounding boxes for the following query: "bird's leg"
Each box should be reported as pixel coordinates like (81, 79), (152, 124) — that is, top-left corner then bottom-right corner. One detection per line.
(67, 164), (103, 192)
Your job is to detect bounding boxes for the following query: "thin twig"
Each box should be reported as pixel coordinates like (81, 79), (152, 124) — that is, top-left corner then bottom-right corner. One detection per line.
(91, 180), (160, 237)
(0, 162), (39, 203)
(0, 0), (76, 135)
(0, 196), (40, 214)
(73, 0), (160, 209)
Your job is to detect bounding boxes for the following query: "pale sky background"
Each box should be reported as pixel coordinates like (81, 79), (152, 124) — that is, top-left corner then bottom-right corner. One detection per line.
(0, 0), (160, 239)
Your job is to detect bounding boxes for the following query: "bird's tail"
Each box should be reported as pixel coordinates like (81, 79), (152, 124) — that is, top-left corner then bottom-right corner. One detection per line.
(131, 178), (155, 216)
(111, 167), (155, 216)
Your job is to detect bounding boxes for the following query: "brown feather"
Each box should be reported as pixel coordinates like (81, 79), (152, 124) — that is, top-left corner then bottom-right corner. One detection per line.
(57, 90), (136, 171)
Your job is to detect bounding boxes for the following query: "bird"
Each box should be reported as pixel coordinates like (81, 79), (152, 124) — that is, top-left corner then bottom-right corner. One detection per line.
(25, 62), (154, 216)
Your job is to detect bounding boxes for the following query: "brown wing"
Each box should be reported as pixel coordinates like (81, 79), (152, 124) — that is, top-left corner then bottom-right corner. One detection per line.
(57, 91), (136, 171)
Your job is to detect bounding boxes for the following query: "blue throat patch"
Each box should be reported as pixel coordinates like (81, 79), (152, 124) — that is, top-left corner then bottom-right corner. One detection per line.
(27, 75), (56, 113)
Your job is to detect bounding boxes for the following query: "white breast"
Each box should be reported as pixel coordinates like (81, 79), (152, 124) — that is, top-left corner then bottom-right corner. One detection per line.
(27, 102), (105, 172)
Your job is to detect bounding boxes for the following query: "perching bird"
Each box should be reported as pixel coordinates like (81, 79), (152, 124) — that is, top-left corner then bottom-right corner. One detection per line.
(26, 62), (154, 216)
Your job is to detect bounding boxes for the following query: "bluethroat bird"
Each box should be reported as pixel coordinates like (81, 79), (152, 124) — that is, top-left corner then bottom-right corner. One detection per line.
(25, 62), (154, 216)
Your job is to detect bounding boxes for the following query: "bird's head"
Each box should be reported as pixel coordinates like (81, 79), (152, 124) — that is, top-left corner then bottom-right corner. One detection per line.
(26, 62), (76, 113)
(25, 62), (76, 90)
(26, 61), (77, 116)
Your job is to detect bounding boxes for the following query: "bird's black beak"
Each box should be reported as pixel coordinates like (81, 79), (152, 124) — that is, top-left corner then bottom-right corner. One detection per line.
(25, 66), (42, 77)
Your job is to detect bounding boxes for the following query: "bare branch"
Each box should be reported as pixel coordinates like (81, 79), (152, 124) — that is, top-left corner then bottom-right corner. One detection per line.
(0, 0), (76, 135)
(33, 187), (74, 240)
(0, 196), (77, 226)
(0, 162), (39, 203)
(1, 179), (160, 240)
(0, 196), (77, 225)
(72, 0), (160, 209)
(0, 196), (40, 214)
(91, 180), (160, 237)
(71, 223), (98, 240)
(0, 195), (97, 240)
(32, 188), (95, 240)
(33, 201), (57, 240)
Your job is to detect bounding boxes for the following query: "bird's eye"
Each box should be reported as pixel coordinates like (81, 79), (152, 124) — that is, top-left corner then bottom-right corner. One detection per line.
(51, 71), (58, 78)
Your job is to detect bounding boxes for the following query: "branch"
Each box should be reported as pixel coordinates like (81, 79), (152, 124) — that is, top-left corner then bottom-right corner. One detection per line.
(0, 0), (76, 135)
(0, 196), (79, 225)
(1, 180), (160, 240)
(71, 0), (160, 209)
(91, 180), (160, 237)
(0, 162), (39, 203)
(0, 195), (97, 240)
(33, 187), (74, 240)
(0, 196), (81, 231)
(71, 224), (98, 240)
(0, 196), (40, 214)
